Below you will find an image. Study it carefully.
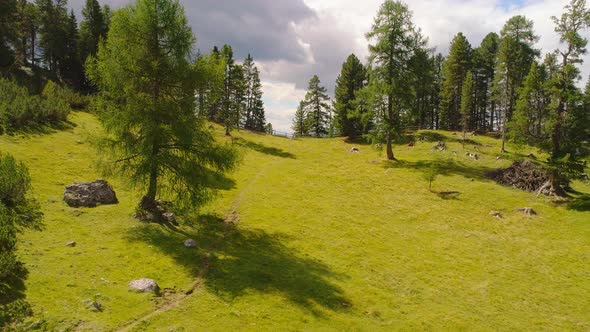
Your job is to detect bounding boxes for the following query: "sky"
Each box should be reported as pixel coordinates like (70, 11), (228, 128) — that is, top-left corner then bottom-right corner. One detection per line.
(68, 0), (590, 132)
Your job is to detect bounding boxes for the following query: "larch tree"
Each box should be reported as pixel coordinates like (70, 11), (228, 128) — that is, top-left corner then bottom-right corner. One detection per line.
(439, 32), (472, 130)
(86, 0), (238, 214)
(365, 0), (426, 160)
(334, 53), (366, 137)
(301, 75), (331, 138)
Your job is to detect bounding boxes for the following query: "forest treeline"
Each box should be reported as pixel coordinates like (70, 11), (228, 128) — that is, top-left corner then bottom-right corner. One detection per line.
(0, 0), (268, 134)
(292, 0), (590, 160)
(294, 0), (589, 194)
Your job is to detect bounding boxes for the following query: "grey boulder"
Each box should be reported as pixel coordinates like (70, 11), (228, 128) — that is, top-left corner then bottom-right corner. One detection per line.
(128, 278), (159, 293)
(64, 180), (118, 208)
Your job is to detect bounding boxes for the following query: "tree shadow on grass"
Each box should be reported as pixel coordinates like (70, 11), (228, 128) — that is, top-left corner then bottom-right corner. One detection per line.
(233, 137), (296, 159)
(125, 215), (349, 316)
(567, 194), (590, 211)
(383, 158), (496, 180)
(414, 131), (483, 146)
(2, 120), (76, 138)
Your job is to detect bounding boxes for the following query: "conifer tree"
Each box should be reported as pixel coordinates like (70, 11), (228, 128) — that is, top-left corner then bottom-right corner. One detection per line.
(365, 0), (426, 159)
(301, 75), (331, 138)
(194, 51), (225, 119)
(87, 0), (238, 212)
(460, 71), (475, 145)
(292, 101), (309, 137)
(473, 32), (499, 130)
(334, 53), (366, 137)
(439, 32), (472, 130)
(493, 15), (539, 152)
(78, 0), (106, 65)
(242, 54), (266, 132)
(0, 0), (17, 71)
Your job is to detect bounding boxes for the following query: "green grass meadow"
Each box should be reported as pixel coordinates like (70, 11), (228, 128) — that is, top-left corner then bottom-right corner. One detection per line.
(2, 112), (589, 331)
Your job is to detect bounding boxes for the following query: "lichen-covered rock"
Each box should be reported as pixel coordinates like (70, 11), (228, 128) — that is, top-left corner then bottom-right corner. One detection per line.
(128, 278), (159, 293)
(64, 180), (118, 208)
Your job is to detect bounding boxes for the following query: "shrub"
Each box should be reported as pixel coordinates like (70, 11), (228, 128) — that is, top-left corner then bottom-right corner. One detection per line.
(0, 78), (72, 133)
(0, 153), (42, 329)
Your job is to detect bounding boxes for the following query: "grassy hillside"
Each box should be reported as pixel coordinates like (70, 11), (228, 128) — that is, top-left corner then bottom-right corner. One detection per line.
(2, 112), (589, 331)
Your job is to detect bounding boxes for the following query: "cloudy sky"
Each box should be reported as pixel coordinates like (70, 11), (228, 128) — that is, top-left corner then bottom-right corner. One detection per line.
(69, 0), (590, 132)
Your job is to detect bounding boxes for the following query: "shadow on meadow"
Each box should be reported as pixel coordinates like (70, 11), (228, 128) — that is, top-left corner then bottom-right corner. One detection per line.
(125, 215), (350, 316)
(232, 137), (296, 159)
(383, 158), (496, 180)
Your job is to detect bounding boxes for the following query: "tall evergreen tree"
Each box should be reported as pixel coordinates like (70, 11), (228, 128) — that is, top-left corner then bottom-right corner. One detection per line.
(79, 0), (107, 89)
(0, 0), (17, 71)
(493, 15), (539, 152)
(242, 54), (265, 132)
(86, 0), (238, 212)
(194, 51), (225, 119)
(473, 32), (499, 130)
(460, 70), (475, 144)
(292, 101), (309, 137)
(509, 60), (550, 146)
(334, 53), (366, 137)
(439, 32), (472, 130)
(301, 75), (331, 138)
(365, 0), (426, 160)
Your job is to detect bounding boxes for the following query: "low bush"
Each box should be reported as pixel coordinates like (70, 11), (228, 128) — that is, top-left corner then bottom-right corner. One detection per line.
(0, 78), (73, 133)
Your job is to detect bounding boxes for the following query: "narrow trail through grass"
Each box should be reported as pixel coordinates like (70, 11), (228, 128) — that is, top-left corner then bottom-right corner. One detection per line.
(2, 112), (589, 331)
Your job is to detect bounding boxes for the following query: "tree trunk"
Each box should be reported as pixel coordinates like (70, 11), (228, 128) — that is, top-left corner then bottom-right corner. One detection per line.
(386, 132), (395, 160)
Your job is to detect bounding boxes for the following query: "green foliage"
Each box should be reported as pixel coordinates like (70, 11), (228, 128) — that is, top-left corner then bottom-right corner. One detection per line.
(439, 32), (472, 130)
(291, 101), (309, 137)
(194, 51), (226, 120)
(0, 0), (17, 71)
(242, 54), (266, 132)
(0, 152), (42, 328)
(300, 75), (331, 138)
(365, 0), (426, 159)
(334, 54), (366, 137)
(87, 0), (239, 210)
(460, 71), (475, 137)
(472, 32), (499, 130)
(0, 78), (70, 133)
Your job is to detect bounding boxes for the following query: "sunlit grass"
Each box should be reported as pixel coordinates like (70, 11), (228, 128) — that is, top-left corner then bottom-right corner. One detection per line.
(2, 112), (589, 331)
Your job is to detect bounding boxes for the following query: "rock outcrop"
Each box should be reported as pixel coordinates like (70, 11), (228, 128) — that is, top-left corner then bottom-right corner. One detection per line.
(63, 180), (118, 208)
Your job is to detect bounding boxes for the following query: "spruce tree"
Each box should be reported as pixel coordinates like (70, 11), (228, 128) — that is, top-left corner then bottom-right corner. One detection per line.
(365, 0), (426, 159)
(334, 53), (366, 137)
(473, 32), (499, 130)
(301, 75), (330, 138)
(242, 54), (265, 132)
(86, 0), (238, 212)
(78, 0), (106, 64)
(292, 101), (309, 137)
(439, 32), (472, 130)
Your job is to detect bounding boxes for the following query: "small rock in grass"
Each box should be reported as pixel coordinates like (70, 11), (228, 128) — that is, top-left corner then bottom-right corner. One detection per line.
(162, 212), (176, 223)
(129, 278), (159, 293)
(66, 241), (76, 247)
(517, 207), (537, 216)
(496, 156), (502, 160)
(490, 211), (503, 219)
(83, 299), (102, 312)
(184, 239), (197, 248)
(350, 147), (360, 153)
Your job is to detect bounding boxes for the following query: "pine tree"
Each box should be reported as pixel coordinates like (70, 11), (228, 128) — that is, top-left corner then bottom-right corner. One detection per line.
(194, 51), (225, 119)
(0, 0), (17, 71)
(493, 15), (539, 152)
(86, 0), (238, 212)
(242, 54), (265, 132)
(334, 53), (366, 137)
(460, 71), (475, 145)
(509, 61), (550, 146)
(439, 32), (472, 130)
(301, 75), (330, 138)
(365, 0), (426, 159)
(78, 0), (106, 65)
(473, 32), (499, 130)
(292, 101), (309, 137)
